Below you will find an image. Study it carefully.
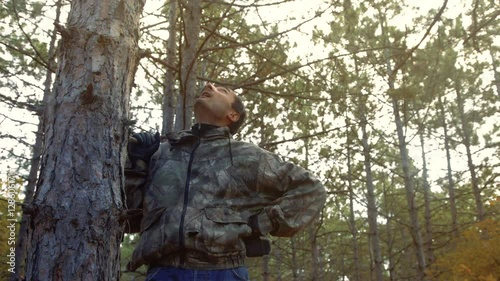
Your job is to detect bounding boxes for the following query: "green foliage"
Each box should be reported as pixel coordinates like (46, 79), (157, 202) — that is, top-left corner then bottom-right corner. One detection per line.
(29, 2), (45, 18)
(0, 0), (48, 79)
(429, 214), (500, 280)
(0, 0), (53, 179)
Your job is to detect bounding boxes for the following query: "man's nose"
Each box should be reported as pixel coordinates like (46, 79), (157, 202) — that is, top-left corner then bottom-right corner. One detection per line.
(205, 83), (215, 90)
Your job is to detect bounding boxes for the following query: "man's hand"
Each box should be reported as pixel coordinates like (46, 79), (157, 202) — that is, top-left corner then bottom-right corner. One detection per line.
(128, 132), (160, 169)
(244, 214), (271, 257)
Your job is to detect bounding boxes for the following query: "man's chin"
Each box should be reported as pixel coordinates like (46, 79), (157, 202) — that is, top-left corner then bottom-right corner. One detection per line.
(194, 99), (205, 107)
(193, 100), (209, 115)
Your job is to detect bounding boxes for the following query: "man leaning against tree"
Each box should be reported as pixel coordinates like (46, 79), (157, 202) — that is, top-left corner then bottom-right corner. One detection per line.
(124, 82), (327, 281)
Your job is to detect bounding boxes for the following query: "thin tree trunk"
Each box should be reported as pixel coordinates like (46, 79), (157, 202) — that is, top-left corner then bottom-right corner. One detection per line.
(388, 94), (427, 280)
(491, 49), (500, 98)
(399, 228), (415, 280)
(290, 236), (299, 281)
(437, 93), (459, 236)
(360, 101), (384, 281)
(162, 0), (177, 135)
(416, 118), (435, 265)
(346, 117), (361, 281)
(262, 254), (270, 281)
(309, 224), (321, 281)
(390, 96), (427, 280)
(175, 0), (201, 130)
(11, 1), (63, 280)
(454, 79), (484, 221)
(340, 234), (346, 281)
(382, 42), (426, 278)
(25, 0), (145, 279)
(275, 246), (282, 281)
(377, 8), (427, 277)
(301, 141), (323, 281)
(383, 183), (396, 281)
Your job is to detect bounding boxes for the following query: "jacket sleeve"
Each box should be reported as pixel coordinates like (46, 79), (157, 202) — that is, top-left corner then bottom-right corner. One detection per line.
(252, 151), (327, 237)
(123, 158), (148, 233)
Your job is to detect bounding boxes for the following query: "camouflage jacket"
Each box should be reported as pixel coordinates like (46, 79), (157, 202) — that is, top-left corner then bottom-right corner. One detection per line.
(125, 124), (326, 271)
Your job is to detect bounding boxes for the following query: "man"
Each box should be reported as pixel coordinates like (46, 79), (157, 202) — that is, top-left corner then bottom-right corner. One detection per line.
(125, 82), (327, 280)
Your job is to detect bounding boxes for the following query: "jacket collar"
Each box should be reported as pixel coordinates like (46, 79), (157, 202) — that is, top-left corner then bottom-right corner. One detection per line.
(166, 123), (231, 145)
(191, 123), (232, 139)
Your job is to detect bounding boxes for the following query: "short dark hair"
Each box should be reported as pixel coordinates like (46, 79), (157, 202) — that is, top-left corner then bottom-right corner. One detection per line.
(228, 93), (246, 135)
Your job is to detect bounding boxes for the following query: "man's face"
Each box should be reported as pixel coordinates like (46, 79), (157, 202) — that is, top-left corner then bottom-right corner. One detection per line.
(194, 83), (239, 126)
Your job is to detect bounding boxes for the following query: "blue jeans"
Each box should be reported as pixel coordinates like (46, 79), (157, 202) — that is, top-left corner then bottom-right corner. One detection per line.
(145, 266), (250, 281)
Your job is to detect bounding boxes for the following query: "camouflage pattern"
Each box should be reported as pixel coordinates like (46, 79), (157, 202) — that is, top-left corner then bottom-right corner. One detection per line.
(126, 126), (326, 271)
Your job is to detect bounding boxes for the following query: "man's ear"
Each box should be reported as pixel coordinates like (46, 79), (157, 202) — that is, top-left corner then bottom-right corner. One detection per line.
(227, 110), (240, 123)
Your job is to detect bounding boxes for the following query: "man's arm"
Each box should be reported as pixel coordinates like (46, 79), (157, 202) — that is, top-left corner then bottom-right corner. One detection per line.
(123, 168), (147, 233)
(250, 151), (327, 237)
(122, 132), (160, 233)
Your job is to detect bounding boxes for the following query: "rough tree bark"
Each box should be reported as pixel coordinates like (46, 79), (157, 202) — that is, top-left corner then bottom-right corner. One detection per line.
(11, 1), (63, 280)
(25, 0), (146, 280)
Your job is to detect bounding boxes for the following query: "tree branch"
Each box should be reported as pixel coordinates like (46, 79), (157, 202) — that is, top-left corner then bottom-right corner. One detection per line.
(463, 9), (500, 47)
(0, 93), (44, 114)
(259, 126), (343, 148)
(10, 1), (51, 71)
(389, 0), (448, 80)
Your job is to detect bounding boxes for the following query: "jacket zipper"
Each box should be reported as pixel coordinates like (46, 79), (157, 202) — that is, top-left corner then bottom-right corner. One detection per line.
(178, 137), (201, 265)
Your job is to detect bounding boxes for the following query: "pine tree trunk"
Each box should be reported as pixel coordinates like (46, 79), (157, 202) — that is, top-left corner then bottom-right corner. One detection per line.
(162, 0), (177, 135)
(309, 224), (320, 281)
(417, 119), (435, 265)
(275, 246), (282, 281)
(11, 2), (63, 280)
(491, 49), (500, 98)
(392, 96), (427, 279)
(304, 142), (322, 281)
(262, 255), (270, 281)
(360, 102), (384, 281)
(454, 79), (484, 221)
(382, 40), (426, 278)
(383, 185), (396, 281)
(25, 0), (145, 280)
(377, 9), (427, 276)
(389, 96), (427, 280)
(175, 0), (201, 130)
(437, 93), (459, 236)
(290, 237), (299, 281)
(340, 234), (346, 281)
(399, 228), (415, 279)
(346, 117), (361, 281)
